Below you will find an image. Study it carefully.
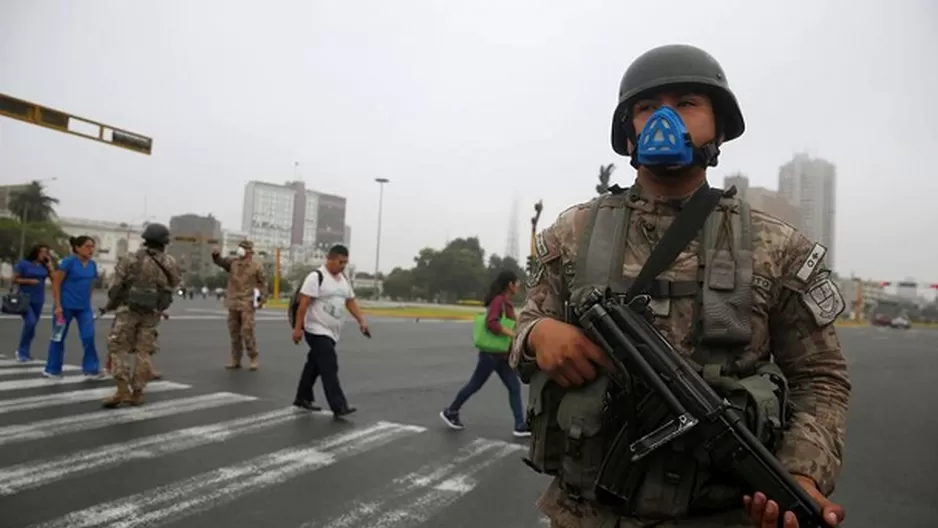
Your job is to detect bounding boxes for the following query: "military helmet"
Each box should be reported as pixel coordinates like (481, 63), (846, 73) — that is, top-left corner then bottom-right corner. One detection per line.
(611, 44), (745, 156)
(141, 222), (171, 245)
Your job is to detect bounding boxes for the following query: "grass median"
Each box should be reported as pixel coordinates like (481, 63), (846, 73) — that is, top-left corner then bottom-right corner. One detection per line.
(264, 300), (937, 327)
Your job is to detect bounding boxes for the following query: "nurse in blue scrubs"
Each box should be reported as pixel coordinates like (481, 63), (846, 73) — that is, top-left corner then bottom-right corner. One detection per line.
(44, 235), (105, 379)
(12, 243), (55, 361)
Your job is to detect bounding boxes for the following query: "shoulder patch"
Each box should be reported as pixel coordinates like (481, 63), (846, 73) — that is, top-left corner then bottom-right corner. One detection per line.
(525, 262), (545, 288)
(795, 243), (827, 283)
(752, 274), (773, 294)
(800, 277), (845, 327)
(534, 232), (559, 264)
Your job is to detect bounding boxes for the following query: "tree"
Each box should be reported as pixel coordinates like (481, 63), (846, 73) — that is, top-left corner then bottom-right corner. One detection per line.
(596, 163), (615, 195)
(8, 181), (60, 223)
(382, 267), (415, 300)
(0, 218), (69, 264)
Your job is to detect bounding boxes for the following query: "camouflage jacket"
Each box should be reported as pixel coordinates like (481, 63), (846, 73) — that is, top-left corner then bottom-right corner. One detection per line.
(510, 182), (851, 525)
(213, 254), (267, 311)
(107, 248), (181, 313)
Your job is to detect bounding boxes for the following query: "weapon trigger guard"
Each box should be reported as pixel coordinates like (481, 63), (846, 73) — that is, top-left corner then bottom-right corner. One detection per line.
(628, 413), (699, 461)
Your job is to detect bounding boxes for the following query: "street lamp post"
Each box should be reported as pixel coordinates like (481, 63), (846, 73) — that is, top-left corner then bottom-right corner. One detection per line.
(373, 178), (390, 299)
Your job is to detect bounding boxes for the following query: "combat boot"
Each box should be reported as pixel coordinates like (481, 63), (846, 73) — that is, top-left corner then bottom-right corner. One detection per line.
(248, 357), (259, 371)
(226, 360), (241, 370)
(127, 388), (145, 406)
(102, 380), (132, 409)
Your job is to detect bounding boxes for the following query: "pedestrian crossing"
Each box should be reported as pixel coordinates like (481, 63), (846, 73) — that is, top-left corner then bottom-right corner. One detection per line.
(0, 357), (550, 528)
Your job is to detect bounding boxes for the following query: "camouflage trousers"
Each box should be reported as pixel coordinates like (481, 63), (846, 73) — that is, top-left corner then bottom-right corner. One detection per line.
(227, 308), (257, 361)
(539, 479), (751, 528)
(107, 310), (162, 391)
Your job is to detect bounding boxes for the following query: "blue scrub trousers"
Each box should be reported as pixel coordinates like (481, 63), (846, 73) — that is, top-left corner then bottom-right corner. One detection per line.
(45, 308), (100, 375)
(16, 300), (45, 360)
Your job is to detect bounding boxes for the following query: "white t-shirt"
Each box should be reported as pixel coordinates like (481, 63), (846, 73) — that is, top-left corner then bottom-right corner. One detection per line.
(300, 267), (355, 342)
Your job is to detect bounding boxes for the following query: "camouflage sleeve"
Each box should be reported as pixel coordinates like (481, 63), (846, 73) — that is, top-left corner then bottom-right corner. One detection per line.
(509, 216), (569, 382)
(212, 253), (232, 272)
(770, 233), (851, 497)
(105, 255), (131, 310)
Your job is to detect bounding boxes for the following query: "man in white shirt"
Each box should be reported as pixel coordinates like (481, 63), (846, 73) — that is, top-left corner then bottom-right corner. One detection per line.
(290, 244), (369, 417)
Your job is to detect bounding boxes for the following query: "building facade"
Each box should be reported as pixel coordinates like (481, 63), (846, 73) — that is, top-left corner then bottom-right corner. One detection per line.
(0, 183), (29, 219)
(168, 214), (222, 278)
(722, 174), (801, 228)
(241, 180), (348, 264)
(58, 217), (148, 276)
(778, 153), (837, 268)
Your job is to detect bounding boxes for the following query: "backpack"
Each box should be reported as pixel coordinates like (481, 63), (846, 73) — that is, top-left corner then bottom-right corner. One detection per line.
(288, 270), (323, 329)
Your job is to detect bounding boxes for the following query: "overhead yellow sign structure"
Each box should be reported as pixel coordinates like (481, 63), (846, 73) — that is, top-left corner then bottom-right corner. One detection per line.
(0, 92), (153, 155)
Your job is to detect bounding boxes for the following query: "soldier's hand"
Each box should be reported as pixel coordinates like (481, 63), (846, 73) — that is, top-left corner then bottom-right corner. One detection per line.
(528, 318), (615, 387)
(743, 475), (844, 527)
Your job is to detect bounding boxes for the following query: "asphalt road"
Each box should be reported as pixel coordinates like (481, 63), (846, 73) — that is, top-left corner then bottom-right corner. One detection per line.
(0, 296), (935, 528)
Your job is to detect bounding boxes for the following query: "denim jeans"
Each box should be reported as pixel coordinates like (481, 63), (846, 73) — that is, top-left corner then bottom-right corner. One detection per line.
(447, 351), (525, 429)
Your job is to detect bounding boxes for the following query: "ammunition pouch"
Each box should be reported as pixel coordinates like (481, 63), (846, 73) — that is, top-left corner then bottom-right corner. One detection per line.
(126, 286), (161, 313)
(555, 374), (614, 502)
(628, 360), (790, 518)
(523, 371), (566, 477)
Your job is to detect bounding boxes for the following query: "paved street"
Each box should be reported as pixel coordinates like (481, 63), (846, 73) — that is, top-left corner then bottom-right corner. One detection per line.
(0, 296), (936, 527)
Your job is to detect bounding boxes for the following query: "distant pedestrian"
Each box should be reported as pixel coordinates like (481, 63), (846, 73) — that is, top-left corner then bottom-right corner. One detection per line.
(212, 241), (266, 370)
(44, 236), (105, 379)
(440, 270), (531, 438)
(291, 244), (368, 418)
(12, 243), (55, 362)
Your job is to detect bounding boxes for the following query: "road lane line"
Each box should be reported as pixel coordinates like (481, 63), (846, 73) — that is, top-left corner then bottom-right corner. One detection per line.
(309, 437), (524, 528)
(0, 375), (105, 393)
(0, 365), (80, 377)
(0, 381), (191, 415)
(0, 406), (328, 495)
(31, 420), (427, 528)
(0, 392), (257, 447)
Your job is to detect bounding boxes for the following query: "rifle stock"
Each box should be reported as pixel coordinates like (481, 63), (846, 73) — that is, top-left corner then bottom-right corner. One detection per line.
(577, 290), (827, 528)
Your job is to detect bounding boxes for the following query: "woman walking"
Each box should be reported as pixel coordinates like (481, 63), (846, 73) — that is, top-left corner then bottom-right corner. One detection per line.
(439, 270), (531, 438)
(43, 236), (105, 379)
(12, 244), (55, 362)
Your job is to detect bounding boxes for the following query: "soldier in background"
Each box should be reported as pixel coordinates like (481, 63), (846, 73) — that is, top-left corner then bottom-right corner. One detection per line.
(212, 240), (267, 370)
(102, 223), (180, 408)
(511, 44), (850, 527)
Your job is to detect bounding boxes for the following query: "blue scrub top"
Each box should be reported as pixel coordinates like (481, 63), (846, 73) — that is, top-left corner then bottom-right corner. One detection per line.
(58, 255), (98, 311)
(14, 259), (49, 305)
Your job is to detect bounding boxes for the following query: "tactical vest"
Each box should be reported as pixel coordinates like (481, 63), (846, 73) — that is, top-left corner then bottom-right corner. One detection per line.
(523, 189), (791, 519)
(126, 252), (173, 313)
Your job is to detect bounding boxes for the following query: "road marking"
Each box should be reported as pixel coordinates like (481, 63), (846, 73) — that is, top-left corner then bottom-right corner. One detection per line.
(0, 392), (257, 447)
(0, 381), (191, 415)
(0, 406), (328, 496)
(0, 359), (47, 367)
(31, 420), (427, 528)
(308, 437), (525, 528)
(0, 365), (80, 377)
(0, 374), (108, 393)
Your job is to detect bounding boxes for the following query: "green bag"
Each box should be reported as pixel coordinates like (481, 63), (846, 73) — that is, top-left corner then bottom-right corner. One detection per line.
(472, 308), (516, 353)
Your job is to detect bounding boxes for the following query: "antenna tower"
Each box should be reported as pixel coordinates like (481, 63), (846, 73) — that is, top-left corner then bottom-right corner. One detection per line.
(505, 196), (521, 262)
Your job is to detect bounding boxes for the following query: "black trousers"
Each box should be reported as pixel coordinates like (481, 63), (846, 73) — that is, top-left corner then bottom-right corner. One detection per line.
(295, 332), (349, 412)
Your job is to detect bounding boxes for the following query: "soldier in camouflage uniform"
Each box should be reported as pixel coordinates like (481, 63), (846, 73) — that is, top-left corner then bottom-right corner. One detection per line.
(103, 223), (180, 408)
(212, 240), (267, 370)
(511, 44), (850, 528)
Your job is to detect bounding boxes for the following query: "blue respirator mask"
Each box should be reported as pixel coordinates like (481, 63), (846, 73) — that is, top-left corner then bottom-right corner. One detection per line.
(634, 106), (696, 168)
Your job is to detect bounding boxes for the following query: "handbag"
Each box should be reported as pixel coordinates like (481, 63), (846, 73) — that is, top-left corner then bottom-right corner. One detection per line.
(472, 305), (517, 353)
(1, 285), (29, 316)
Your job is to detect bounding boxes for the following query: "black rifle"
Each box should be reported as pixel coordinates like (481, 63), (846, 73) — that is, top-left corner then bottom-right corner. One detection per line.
(575, 289), (827, 528)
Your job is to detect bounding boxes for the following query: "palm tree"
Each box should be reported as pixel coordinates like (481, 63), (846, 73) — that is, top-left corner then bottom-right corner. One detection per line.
(595, 164), (615, 195)
(8, 180), (59, 223)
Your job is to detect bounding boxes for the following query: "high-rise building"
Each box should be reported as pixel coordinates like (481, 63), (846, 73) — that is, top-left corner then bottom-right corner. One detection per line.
(778, 153), (837, 268)
(168, 213), (222, 278)
(0, 183), (29, 219)
(722, 173), (800, 228)
(241, 180), (348, 263)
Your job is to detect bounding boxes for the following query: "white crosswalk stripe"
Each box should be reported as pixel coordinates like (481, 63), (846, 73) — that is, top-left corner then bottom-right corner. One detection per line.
(0, 361), (537, 528)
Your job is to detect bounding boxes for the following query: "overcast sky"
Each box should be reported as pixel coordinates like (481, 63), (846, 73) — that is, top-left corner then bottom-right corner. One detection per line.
(2, 0), (936, 286)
